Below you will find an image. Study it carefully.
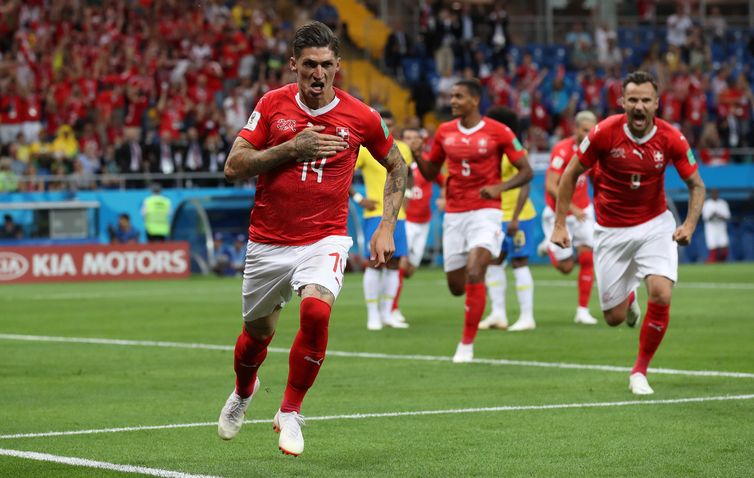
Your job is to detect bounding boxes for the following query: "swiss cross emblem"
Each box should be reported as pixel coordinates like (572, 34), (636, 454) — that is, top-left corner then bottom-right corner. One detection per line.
(336, 127), (349, 141)
(653, 151), (663, 162)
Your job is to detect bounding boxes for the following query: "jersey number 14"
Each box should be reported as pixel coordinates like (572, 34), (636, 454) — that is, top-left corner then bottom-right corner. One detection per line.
(301, 158), (327, 183)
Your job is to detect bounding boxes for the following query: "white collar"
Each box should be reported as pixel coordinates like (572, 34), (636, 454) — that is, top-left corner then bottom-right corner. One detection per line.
(623, 123), (657, 145)
(457, 119), (486, 135)
(295, 92), (340, 117)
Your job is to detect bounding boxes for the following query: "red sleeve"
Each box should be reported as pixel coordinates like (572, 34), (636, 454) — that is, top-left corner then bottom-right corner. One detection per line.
(427, 127), (446, 164)
(576, 122), (606, 169)
(498, 124), (526, 164)
(237, 93), (271, 149)
(435, 172), (446, 185)
(670, 132), (699, 179)
(361, 108), (394, 160)
(548, 144), (568, 175)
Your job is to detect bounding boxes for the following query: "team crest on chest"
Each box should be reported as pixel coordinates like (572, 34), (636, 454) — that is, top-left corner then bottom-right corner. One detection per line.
(478, 138), (488, 154)
(653, 150), (664, 168)
(336, 127), (350, 141)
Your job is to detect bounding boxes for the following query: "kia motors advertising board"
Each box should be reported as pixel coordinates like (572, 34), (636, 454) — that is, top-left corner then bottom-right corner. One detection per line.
(0, 242), (190, 283)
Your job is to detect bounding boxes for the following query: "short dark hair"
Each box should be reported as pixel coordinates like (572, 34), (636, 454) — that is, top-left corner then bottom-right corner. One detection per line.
(622, 70), (658, 92)
(378, 109), (394, 120)
(485, 106), (520, 134)
(291, 21), (340, 58)
(454, 79), (483, 99)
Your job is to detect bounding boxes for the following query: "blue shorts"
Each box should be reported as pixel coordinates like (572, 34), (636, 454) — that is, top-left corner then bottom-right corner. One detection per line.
(364, 217), (408, 258)
(502, 218), (535, 259)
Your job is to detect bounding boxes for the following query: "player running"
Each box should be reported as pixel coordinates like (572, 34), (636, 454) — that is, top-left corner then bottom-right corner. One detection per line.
(541, 110), (599, 325)
(218, 21), (407, 455)
(414, 79), (533, 362)
(551, 71), (705, 395)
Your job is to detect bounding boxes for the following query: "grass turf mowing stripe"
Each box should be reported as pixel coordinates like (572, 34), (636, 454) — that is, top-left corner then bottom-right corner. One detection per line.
(0, 448), (222, 478)
(1, 333), (753, 379)
(2, 394), (753, 441)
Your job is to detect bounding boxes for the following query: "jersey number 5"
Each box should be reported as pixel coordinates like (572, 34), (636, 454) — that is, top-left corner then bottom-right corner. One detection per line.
(302, 158), (327, 183)
(461, 159), (471, 177)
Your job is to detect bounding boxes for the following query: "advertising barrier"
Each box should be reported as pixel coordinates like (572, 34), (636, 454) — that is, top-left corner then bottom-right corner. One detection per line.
(0, 242), (190, 283)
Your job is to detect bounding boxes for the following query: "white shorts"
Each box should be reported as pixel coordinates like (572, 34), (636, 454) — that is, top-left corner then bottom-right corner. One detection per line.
(593, 210), (678, 310)
(704, 222), (729, 249)
(406, 220), (430, 267)
(442, 208), (504, 272)
(541, 205), (595, 262)
(241, 235), (353, 321)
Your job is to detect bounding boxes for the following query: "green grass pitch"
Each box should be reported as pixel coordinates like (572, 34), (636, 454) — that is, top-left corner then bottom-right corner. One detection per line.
(1, 263), (753, 477)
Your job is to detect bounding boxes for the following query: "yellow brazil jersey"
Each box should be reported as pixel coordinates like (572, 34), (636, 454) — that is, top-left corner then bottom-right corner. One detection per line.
(355, 139), (412, 219)
(501, 154), (536, 221)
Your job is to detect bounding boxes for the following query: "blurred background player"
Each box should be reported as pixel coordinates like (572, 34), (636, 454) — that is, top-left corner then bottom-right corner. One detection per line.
(702, 188), (730, 263)
(218, 21), (407, 455)
(414, 79), (532, 362)
(478, 106), (537, 332)
(540, 110), (599, 325)
(108, 213), (139, 244)
(392, 127), (446, 318)
(552, 70), (705, 395)
(352, 109), (411, 330)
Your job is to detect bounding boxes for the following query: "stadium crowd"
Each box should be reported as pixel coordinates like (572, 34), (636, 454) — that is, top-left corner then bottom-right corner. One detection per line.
(0, 0), (753, 192)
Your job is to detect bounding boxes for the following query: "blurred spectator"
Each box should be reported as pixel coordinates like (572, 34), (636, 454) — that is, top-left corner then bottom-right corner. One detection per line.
(598, 32), (623, 70)
(50, 125), (79, 162)
(666, 5), (693, 49)
(698, 122), (730, 166)
(0, 157), (19, 192)
(384, 25), (411, 79)
(705, 6), (726, 42)
(1, 214), (22, 239)
(70, 156), (96, 191)
(432, 8), (459, 75)
(211, 232), (235, 276)
(313, 0), (340, 33)
(109, 213), (140, 244)
(566, 22), (592, 51)
(487, 1), (510, 61)
(435, 68), (460, 114)
(230, 234), (248, 274)
(702, 189), (731, 263)
(637, 0), (657, 26)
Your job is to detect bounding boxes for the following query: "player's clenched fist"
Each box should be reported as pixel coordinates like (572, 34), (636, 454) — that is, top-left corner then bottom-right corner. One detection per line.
(550, 223), (571, 249)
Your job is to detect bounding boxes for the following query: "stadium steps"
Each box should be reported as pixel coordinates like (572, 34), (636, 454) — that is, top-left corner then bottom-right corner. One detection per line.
(340, 58), (413, 126)
(330, 0), (391, 59)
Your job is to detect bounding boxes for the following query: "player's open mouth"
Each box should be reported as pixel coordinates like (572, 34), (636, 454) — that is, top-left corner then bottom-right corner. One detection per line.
(311, 81), (325, 93)
(632, 113), (647, 129)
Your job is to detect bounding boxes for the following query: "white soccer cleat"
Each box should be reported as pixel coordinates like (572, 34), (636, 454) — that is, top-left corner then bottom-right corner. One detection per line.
(536, 240), (549, 257)
(574, 308), (598, 325)
(626, 296), (642, 328)
(367, 314), (383, 330)
(390, 309), (408, 324)
(382, 313), (409, 328)
(273, 410), (305, 456)
(452, 342), (474, 363)
(478, 312), (509, 330)
(507, 317), (536, 332)
(218, 377), (260, 440)
(629, 372), (654, 395)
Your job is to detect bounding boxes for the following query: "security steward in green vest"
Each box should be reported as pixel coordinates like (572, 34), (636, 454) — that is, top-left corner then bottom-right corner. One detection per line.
(142, 183), (172, 241)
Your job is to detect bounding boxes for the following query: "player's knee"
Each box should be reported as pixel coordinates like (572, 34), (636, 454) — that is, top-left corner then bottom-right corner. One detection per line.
(403, 265), (415, 278)
(466, 267), (486, 285)
(603, 309), (624, 327)
(648, 289), (672, 306)
(448, 282), (465, 296)
(556, 260), (575, 274)
(244, 321), (276, 341)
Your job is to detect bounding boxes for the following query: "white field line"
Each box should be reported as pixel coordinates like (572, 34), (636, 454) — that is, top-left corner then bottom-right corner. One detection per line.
(0, 448), (222, 478)
(1, 394), (753, 441)
(1, 333), (753, 380)
(535, 279), (754, 290)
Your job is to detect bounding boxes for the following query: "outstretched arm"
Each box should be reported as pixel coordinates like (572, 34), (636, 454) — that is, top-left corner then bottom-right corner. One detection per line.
(673, 170), (706, 245)
(370, 143), (408, 266)
(413, 153), (442, 182)
(224, 126), (347, 181)
(480, 157), (534, 199)
(551, 157), (587, 249)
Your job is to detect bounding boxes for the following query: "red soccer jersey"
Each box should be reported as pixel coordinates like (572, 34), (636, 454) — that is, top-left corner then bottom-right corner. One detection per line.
(238, 83), (394, 245)
(577, 115), (698, 227)
(545, 136), (590, 212)
(427, 117), (526, 213)
(406, 162), (445, 223)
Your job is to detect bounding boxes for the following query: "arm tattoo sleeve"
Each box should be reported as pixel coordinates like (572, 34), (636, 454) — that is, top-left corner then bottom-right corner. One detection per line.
(377, 144), (408, 225)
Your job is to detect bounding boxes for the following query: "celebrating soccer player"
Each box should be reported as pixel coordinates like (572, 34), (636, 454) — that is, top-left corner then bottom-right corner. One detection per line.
(551, 71), (705, 395)
(541, 110), (599, 326)
(414, 79), (533, 363)
(218, 21), (407, 455)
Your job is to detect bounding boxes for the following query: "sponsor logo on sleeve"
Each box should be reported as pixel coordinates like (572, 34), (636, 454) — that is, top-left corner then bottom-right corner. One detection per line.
(380, 118), (389, 138)
(579, 137), (591, 153)
(686, 149), (697, 165)
(244, 111), (261, 131)
(513, 138), (523, 152)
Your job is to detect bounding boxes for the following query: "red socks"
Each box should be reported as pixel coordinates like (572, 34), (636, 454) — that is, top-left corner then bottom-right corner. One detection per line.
(392, 268), (405, 311)
(632, 301), (670, 375)
(461, 283), (486, 345)
(547, 250), (559, 268)
(577, 250), (594, 308)
(281, 297), (331, 413)
(234, 328), (274, 398)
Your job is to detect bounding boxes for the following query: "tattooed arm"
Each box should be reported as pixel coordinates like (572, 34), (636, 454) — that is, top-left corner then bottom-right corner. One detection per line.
(224, 126), (347, 181)
(369, 143), (408, 266)
(673, 170), (706, 245)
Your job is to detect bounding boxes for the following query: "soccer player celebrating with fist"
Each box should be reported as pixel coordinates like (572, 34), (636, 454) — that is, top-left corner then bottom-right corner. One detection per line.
(551, 71), (705, 395)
